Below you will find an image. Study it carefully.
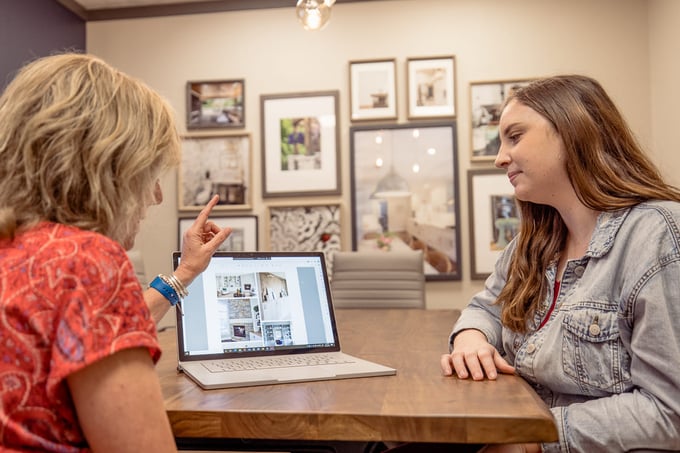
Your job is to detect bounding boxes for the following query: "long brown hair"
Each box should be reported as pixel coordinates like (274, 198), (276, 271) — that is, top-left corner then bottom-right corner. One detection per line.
(497, 75), (680, 332)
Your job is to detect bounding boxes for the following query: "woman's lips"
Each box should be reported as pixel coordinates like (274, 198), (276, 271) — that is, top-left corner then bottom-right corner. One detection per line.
(507, 170), (520, 185)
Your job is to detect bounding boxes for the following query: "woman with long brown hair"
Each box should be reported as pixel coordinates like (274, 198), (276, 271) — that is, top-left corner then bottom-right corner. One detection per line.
(442, 75), (680, 452)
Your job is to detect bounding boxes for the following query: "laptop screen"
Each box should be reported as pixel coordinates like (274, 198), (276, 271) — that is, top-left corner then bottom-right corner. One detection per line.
(172, 251), (341, 362)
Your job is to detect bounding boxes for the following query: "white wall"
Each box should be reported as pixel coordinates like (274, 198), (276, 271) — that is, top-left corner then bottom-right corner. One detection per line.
(86, 0), (657, 322)
(649, 0), (680, 186)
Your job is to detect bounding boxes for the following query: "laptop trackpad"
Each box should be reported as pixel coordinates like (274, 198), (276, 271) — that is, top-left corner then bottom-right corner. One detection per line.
(276, 367), (335, 382)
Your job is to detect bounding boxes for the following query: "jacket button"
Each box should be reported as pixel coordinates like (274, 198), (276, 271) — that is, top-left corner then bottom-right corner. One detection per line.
(589, 324), (601, 336)
(526, 343), (536, 354)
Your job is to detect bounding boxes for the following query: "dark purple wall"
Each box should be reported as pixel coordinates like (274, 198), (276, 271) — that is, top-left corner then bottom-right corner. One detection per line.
(0, 0), (85, 89)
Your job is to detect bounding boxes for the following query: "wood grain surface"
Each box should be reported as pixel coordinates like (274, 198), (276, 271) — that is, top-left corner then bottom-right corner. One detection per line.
(157, 308), (557, 444)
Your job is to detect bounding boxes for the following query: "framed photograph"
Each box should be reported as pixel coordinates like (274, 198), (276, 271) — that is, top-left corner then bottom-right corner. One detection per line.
(260, 91), (340, 198)
(267, 204), (341, 274)
(470, 79), (533, 161)
(349, 59), (397, 122)
(178, 134), (251, 211)
(406, 55), (456, 120)
(178, 215), (258, 252)
(468, 169), (518, 280)
(349, 122), (461, 281)
(186, 79), (245, 129)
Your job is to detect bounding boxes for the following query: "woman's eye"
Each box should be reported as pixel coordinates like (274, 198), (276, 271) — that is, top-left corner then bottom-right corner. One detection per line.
(508, 133), (521, 144)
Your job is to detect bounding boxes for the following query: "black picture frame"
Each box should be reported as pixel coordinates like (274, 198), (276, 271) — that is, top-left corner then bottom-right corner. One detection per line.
(349, 121), (461, 281)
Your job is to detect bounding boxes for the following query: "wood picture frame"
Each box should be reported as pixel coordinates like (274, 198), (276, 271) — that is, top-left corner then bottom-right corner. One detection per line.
(467, 168), (518, 280)
(178, 215), (258, 252)
(186, 79), (245, 129)
(349, 122), (461, 281)
(406, 55), (456, 120)
(178, 134), (251, 211)
(349, 58), (397, 122)
(469, 78), (533, 161)
(260, 91), (340, 198)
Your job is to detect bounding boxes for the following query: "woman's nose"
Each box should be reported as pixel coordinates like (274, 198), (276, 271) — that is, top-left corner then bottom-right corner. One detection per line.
(494, 143), (510, 169)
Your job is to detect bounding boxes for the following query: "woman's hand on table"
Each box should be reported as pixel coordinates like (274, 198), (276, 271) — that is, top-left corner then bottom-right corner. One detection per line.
(440, 329), (515, 380)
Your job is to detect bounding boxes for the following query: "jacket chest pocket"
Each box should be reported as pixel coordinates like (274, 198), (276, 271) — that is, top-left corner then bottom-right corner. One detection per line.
(561, 306), (632, 395)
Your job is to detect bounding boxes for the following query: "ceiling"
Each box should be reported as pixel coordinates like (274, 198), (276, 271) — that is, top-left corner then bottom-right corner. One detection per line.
(57, 0), (382, 21)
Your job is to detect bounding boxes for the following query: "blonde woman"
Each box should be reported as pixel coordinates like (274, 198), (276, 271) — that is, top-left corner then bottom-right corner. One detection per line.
(0, 53), (230, 452)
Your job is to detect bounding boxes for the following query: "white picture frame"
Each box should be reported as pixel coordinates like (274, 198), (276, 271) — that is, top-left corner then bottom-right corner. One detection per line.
(349, 58), (398, 122)
(407, 55), (456, 119)
(468, 169), (518, 279)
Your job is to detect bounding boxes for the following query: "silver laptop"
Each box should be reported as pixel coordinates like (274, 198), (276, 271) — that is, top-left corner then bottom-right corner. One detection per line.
(172, 251), (396, 389)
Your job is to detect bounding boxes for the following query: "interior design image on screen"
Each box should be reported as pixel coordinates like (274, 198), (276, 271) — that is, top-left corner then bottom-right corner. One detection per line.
(177, 253), (337, 357)
(215, 271), (293, 346)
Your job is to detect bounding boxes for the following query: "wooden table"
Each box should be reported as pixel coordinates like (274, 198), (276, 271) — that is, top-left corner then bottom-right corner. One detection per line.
(156, 309), (557, 449)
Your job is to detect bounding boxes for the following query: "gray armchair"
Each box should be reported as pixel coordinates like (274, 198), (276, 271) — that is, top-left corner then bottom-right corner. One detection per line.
(330, 250), (425, 308)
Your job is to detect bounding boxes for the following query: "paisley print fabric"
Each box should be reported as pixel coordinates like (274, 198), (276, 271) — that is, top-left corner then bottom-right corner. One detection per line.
(0, 222), (160, 452)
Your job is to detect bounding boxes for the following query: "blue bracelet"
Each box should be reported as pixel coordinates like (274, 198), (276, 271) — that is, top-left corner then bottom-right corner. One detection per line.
(149, 275), (180, 306)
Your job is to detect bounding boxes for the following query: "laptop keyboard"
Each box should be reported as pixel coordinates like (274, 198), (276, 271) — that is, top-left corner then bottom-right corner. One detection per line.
(202, 354), (356, 373)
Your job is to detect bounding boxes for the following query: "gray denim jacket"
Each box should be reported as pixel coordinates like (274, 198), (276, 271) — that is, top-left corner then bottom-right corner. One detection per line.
(451, 201), (680, 452)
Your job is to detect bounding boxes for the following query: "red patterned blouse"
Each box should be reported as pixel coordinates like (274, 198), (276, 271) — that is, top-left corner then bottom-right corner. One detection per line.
(0, 222), (161, 452)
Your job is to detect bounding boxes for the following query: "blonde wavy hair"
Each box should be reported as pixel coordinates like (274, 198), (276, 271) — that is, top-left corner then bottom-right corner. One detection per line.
(0, 53), (180, 244)
(497, 75), (680, 333)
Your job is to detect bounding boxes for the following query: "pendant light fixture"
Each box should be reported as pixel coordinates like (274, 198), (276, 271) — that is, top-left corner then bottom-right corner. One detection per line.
(371, 166), (411, 198)
(371, 132), (411, 199)
(296, 0), (336, 31)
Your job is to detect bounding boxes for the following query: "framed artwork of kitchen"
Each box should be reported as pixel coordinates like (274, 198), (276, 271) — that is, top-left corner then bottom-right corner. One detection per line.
(349, 121), (461, 281)
(469, 78), (533, 161)
(349, 58), (398, 122)
(186, 79), (245, 130)
(178, 215), (258, 252)
(260, 91), (340, 198)
(177, 134), (251, 211)
(406, 55), (456, 120)
(467, 168), (518, 280)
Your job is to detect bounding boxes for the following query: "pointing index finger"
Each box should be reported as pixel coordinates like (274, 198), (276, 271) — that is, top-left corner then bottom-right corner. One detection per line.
(196, 195), (220, 225)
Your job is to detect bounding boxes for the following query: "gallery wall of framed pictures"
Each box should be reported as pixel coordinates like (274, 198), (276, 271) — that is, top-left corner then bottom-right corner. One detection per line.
(178, 56), (530, 284)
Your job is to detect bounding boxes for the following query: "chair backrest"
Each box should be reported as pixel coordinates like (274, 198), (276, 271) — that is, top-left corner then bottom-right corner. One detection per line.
(330, 250), (425, 308)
